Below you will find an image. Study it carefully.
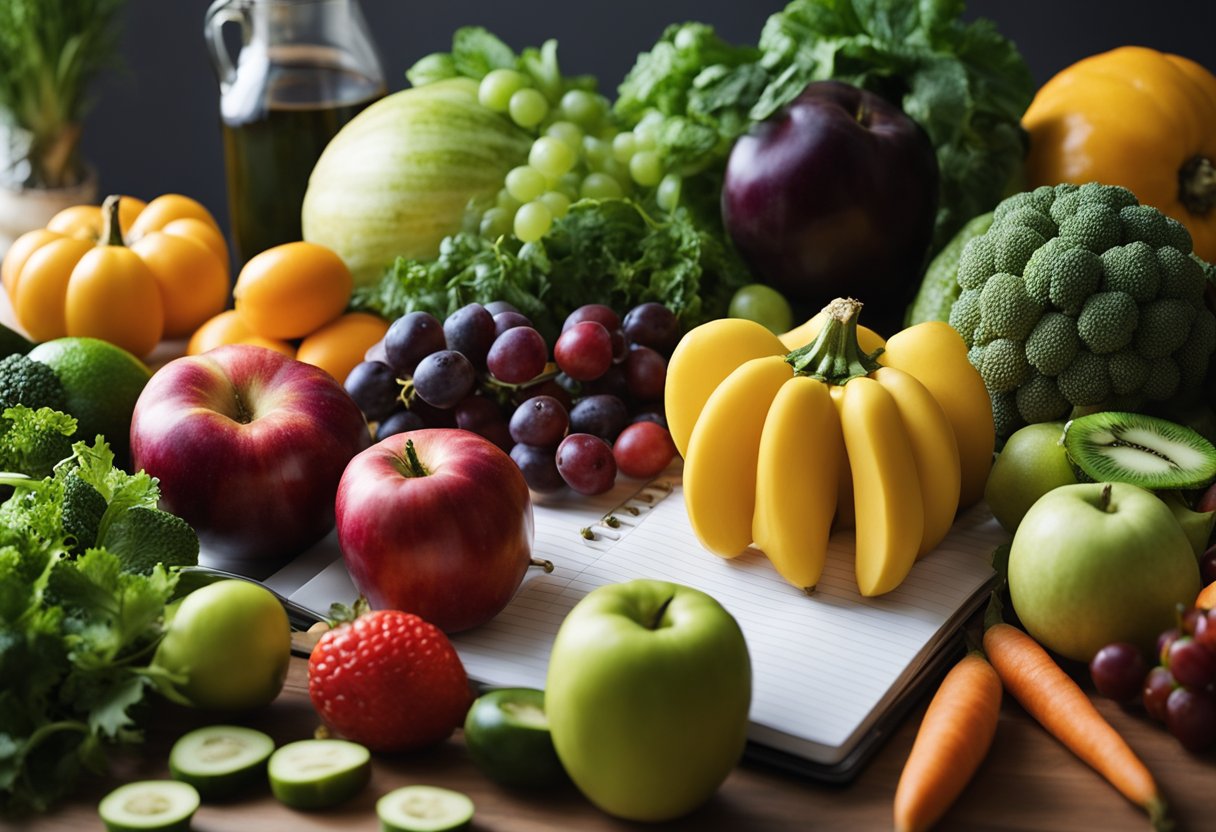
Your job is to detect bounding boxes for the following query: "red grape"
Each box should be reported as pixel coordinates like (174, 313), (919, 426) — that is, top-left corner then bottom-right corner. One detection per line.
(622, 302), (680, 356)
(580, 365), (629, 401)
(1157, 627), (1182, 665)
(613, 421), (676, 480)
(1165, 686), (1216, 752)
(556, 433), (617, 495)
(384, 311), (446, 376)
(375, 408), (425, 441)
(1142, 666), (1176, 722)
(484, 300), (519, 317)
(493, 310), (533, 337)
(554, 321), (613, 381)
(510, 443), (565, 493)
(569, 394), (629, 442)
(624, 344), (667, 401)
(514, 378), (574, 411)
(443, 303), (497, 368)
(1089, 642), (1148, 704)
(344, 360), (401, 422)
(412, 349), (476, 409)
(1166, 636), (1216, 689)
(509, 395), (569, 447)
(563, 303), (621, 333)
(1196, 609), (1216, 652)
(454, 395), (504, 435)
(487, 326), (548, 384)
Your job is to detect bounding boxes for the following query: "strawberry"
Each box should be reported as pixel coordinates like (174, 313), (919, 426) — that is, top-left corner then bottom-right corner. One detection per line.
(308, 605), (473, 752)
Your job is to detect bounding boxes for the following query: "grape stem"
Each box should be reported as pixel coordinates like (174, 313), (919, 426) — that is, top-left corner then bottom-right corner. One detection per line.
(786, 297), (884, 385)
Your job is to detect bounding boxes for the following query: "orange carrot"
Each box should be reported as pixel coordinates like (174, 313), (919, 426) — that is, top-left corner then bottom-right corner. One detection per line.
(982, 615), (1171, 831)
(893, 651), (1002, 832)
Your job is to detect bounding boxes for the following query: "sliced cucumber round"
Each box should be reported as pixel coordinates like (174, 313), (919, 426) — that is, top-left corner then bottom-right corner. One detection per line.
(98, 780), (200, 832)
(267, 738), (371, 810)
(376, 785), (474, 832)
(463, 687), (566, 789)
(168, 724), (275, 799)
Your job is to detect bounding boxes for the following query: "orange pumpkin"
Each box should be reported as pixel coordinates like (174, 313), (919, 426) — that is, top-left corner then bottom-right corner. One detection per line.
(1023, 46), (1216, 262)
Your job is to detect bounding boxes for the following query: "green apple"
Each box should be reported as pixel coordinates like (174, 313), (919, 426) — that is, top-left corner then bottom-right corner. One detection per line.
(153, 579), (292, 711)
(1158, 490), (1216, 557)
(545, 579), (751, 822)
(1008, 482), (1201, 662)
(984, 421), (1076, 533)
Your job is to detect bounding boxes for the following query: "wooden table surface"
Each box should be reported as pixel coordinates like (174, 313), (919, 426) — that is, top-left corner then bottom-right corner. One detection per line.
(7, 644), (1214, 832)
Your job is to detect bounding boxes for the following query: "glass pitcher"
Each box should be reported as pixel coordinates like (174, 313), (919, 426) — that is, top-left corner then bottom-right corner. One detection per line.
(204, 0), (386, 265)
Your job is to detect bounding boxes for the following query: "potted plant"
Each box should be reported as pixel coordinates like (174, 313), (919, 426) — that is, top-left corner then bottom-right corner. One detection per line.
(0, 0), (126, 250)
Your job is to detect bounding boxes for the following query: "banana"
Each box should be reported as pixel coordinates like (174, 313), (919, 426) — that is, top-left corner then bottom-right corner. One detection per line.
(873, 367), (961, 558)
(837, 377), (924, 596)
(665, 317), (786, 458)
(753, 377), (841, 591)
(829, 385), (854, 530)
(683, 355), (792, 557)
(881, 321), (995, 509)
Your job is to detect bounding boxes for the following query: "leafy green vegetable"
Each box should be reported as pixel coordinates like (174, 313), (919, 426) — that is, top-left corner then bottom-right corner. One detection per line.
(353, 199), (749, 342)
(0, 434), (195, 816)
(0, 406), (76, 480)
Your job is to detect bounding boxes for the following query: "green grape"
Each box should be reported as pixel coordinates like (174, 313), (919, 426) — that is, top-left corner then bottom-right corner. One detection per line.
(557, 172), (582, 199)
(479, 69), (528, 113)
(559, 89), (604, 129)
(529, 136), (576, 179)
(509, 88), (550, 129)
(582, 136), (611, 169)
(580, 172), (624, 200)
(729, 283), (794, 334)
(612, 132), (637, 164)
(514, 201), (553, 242)
(633, 122), (658, 151)
(599, 157), (630, 186)
(496, 187), (522, 212)
(545, 121), (583, 151)
(538, 190), (571, 219)
(657, 173), (682, 211)
(505, 166), (547, 203)
(480, 206), (514, 239)
(629, 150), (664, 187)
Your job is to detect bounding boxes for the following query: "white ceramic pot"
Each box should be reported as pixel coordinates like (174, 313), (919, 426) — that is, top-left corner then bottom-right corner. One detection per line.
(0, 169), (99, 257)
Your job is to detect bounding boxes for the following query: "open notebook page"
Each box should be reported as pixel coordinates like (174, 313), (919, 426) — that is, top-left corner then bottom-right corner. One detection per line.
(282, 473), (1007, 767)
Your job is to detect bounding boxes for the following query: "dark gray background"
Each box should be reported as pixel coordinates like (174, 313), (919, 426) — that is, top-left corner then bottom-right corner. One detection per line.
(79, 0), (1216, 243)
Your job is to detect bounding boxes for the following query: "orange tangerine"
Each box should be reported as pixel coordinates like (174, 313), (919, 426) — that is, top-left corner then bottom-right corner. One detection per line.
(233, 242), (352, 340)
(297, 312), (390, 383)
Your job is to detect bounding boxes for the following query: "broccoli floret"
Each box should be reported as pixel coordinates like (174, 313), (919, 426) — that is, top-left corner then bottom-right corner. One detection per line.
(951, 182), (1216, 440)
(61, 471), (107, 554)
(0, 354), (65, 412)
(0, 406), (77, 480)
(100, 506), (199, 574)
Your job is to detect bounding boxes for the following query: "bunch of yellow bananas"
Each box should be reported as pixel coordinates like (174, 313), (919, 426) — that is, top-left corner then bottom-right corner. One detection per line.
(665, 298), (994, 596)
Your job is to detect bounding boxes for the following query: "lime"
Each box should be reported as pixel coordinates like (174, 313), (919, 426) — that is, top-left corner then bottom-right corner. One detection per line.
(26, 337), (152, 463)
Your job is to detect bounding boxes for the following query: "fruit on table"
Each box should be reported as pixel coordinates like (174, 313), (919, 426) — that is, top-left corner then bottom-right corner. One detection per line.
(546, 579), (751, 822)
(1022, 46), (1216, 262)
(1062, 411), (1216, 490)
(983, 421), (1076, 533)
(267, 739), (371, 810)
(948, 182), (1216, 442)
(185, 309), (296, 358)
(168, 725), (275, 799)
(307, 607), (473, 751)
(232, 241), (353, 340)
(3, 193), (229, 354)
(97, 780), (199, 832)
(1008, 482), (1201, 662)
(377, 785), (475, 832)
(670, 299), (972, 595)
(129, 344), (371, 565)
(463, 687), (566, 789)
(336, 429), (538, 632)
(721, 80), (939, 337)
(152, 579), (291, 711)
(296, 311), (391, 385)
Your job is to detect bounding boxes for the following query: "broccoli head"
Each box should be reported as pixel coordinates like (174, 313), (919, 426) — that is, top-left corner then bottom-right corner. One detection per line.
(101, 506), (200, 573)
(0, 406), (77, 480)
(949, 182), (1216, 439)
(0, 354), (66, 412)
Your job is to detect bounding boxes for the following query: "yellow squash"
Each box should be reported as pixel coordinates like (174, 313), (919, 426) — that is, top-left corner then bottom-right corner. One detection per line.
(1022, 46), (1216, 261)
(672, 298), (989, 596)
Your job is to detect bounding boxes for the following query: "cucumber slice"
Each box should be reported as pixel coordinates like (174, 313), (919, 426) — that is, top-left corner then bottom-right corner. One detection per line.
(376, 785), (474, 832)
(98, 780), (200, 832)
(267, 738), (371, 810)
(463, 687), (566, 789)
(169, 725), (275, 799)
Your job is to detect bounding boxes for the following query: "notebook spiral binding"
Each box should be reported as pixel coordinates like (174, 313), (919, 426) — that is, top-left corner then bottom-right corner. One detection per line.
(577, 476), (678, 547)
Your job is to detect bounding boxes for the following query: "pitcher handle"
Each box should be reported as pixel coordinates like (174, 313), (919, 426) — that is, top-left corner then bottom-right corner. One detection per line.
(203, 0), (249, 95)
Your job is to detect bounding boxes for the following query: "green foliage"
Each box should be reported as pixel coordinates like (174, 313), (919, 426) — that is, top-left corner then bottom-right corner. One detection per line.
(0, 406), (76, 480)
(0, 0), (126, 188)
(0, 434), (194, 816)
(956, 182), (1216, 440)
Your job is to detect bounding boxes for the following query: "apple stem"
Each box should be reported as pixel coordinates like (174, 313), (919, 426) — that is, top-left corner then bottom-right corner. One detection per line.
(530, 557), (554, 573)
(647, 594), (675, 630)
(401, 439), (429, 478)
(785, 297), (884, 385)
(99, 194), (126, 247)
(1099, 483), (1113, 512)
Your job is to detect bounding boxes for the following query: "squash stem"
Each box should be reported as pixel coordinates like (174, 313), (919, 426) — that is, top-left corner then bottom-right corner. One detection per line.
(786, 297), (883, 385)
(99, 194), (125, 247)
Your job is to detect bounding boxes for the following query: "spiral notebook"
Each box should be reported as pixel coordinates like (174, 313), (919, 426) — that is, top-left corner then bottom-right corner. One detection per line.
(262, 470), (1007, 781)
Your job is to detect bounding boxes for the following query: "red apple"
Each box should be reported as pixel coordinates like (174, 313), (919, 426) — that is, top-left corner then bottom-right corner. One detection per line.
(335, 428), (536, 633)
(130, 344), (371, 568)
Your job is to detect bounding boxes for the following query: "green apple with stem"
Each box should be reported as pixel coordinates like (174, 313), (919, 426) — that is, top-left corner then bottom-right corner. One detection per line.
(984, 421), (1076, 533)
(1008, 482), (1201, 662)
(545, 579), (751, 822)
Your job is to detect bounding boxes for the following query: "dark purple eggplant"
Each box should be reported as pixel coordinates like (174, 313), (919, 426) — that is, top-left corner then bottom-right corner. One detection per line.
(721, 80), (939, 336)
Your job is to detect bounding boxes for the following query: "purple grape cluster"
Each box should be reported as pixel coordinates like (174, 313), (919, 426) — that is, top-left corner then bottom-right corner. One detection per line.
(344, 300), (681, 496)
(1090, 595), (1216, 753)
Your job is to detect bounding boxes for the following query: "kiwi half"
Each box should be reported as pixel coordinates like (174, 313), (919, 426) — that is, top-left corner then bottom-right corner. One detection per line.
(1062, 411), (1216, 490)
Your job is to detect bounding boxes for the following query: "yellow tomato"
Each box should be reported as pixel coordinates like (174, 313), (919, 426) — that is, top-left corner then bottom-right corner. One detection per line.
(131, 232), (229, 339)
(187, 309), (296, 357)
(297, 311), (390, 383)
(233, 242), (353, 340)
(63, 246), (164, 358)
(45, 196), (146, 241)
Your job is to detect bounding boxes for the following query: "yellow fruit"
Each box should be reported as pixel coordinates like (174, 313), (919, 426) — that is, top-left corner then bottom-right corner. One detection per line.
(297, 312), (390, 384)
(233, 242), (353, 340)
(187, 309), (295, 357)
